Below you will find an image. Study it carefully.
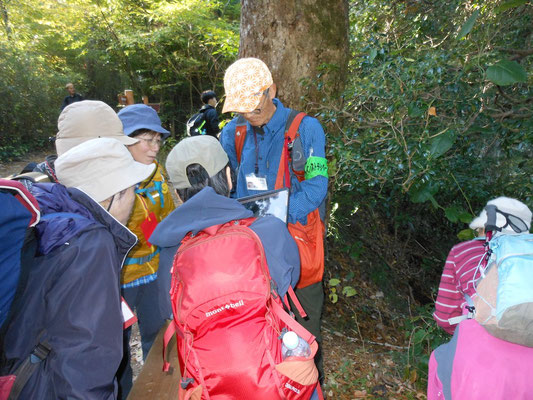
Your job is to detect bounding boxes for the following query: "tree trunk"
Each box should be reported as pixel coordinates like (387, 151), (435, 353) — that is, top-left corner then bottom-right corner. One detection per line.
(239, 0), (349, 113)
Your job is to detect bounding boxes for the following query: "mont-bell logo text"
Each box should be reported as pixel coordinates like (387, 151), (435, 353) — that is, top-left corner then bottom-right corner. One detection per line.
(285, 383), (300, 394)
(205, 300), (245, 318)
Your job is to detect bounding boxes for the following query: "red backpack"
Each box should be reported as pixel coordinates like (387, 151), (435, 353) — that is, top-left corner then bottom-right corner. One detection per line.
(163, 218), (322, 400)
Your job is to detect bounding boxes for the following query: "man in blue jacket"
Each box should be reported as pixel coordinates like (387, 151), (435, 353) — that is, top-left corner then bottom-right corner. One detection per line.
(2, 138), (154, 399)
(219, 58), (328, 382)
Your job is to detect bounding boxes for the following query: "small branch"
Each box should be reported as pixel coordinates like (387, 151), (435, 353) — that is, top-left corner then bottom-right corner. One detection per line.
(496, 47), (533, 61)
(450, 172), (474, 215)
(323, 326), (408, 350)
(497, 86), (533, 104)
(491, 110), (533, 120)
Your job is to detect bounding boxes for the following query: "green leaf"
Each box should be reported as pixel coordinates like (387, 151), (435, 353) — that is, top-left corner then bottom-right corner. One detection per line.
(430, 131), (456, 157)
(429, 195), (440, 209)
(408, 103), (424, 118)
(445, 206), (460, 223)
(342, 286), (357, 297)
(495, 0), (529, 14)
(346, 270), (355, 281)
(328, 278), (341, 287)
(457, 229), (476, 241)
(369, 48), (377, 63)
(458, 212), (473, 224)
(446, 208), (471, 223)
(457, 9), (480, 39)
(486, 60), (528, 86)
(410, 182), (439, 204)
(329, 292), (338, 304)
(413, 329), (427, 344)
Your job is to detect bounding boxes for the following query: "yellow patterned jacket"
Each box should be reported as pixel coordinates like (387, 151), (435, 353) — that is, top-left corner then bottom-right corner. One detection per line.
(122, 162), (175, 287)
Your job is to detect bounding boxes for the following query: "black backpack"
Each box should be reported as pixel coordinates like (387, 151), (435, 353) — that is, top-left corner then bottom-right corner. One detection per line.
(186, 109), (207, 136)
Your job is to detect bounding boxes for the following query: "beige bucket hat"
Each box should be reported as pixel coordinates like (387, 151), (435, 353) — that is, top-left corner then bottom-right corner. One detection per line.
(56, 100), (138, 156)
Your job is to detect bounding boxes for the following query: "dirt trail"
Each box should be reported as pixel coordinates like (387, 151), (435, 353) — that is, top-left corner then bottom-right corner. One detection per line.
(0, 149), (51, 178)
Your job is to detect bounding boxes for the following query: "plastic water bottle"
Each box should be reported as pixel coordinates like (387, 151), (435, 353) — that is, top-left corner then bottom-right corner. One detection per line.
(282, 331), (311, 359)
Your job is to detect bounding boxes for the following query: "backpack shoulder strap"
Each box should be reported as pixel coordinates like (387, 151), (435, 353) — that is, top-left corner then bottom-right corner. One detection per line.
(275, 110), (307, 189)
(5, 337), (51, 400)
(234, 115), (248, 164)
(285, 109), (306, 143)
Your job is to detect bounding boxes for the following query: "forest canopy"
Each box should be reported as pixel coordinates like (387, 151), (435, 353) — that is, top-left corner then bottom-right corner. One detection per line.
(0, 0), (240, 158)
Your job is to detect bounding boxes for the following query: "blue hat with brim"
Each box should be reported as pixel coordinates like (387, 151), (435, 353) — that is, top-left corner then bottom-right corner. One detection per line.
(118, 104), (170, 139)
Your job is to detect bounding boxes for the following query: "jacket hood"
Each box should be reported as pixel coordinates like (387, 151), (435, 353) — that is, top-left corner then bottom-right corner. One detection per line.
(31, 183), (136, 255)
(150, 187), (253, 248)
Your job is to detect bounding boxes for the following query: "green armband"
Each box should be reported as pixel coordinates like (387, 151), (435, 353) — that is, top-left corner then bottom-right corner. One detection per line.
(304, 156), (328, 180)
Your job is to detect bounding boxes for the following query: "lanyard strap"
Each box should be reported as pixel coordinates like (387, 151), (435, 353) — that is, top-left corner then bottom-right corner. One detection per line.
(253, 129), (259, 175)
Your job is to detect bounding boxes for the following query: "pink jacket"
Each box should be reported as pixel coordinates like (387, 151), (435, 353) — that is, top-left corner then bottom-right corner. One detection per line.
(428, 319), (533, 400)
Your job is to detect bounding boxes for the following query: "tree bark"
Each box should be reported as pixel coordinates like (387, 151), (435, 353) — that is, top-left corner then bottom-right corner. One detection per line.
(239, 0), (349, 113)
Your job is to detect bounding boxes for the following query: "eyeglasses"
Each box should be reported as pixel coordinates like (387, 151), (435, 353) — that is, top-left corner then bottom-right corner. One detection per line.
(241, 89), (270, 116)
(137, 136), (164, 148)
(486, 205), (529, 233)
(496, 209), (528, 233)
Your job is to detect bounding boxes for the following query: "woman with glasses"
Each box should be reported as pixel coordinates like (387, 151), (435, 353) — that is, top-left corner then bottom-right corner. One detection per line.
(116, 104), (176, 399)
(428, 196), (533, 400)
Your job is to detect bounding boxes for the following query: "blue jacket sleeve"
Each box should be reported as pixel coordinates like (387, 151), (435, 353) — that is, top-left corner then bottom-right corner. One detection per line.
(289, 116), (328, 224)
(220, 118), (239, 172)
(45, 228), (122, 399)
(156, 245), (180, 319)
(250, 216), (300, 298)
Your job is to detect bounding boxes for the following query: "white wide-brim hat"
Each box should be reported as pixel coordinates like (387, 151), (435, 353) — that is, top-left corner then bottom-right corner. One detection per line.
(56, 137), (155, 202)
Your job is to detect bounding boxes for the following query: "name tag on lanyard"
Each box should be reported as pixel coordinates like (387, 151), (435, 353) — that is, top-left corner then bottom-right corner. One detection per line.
(245, 173), (268, 191)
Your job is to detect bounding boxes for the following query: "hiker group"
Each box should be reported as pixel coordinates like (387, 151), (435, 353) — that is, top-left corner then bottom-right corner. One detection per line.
(1, 56), (532, 400)
(1, 58), (327, 400)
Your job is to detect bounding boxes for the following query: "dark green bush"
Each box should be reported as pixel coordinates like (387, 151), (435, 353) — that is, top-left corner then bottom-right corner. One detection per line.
(324, 0), (532, 303)
(0, 45), (63, 160)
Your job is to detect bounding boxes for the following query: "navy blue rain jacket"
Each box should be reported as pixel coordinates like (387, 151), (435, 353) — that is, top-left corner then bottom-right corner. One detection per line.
(149, 187), (300, 320)
(3, 183), (136, 399)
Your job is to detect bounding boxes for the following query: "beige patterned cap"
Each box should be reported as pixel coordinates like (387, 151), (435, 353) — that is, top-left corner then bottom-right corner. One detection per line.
(222, 58), (273, 113)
